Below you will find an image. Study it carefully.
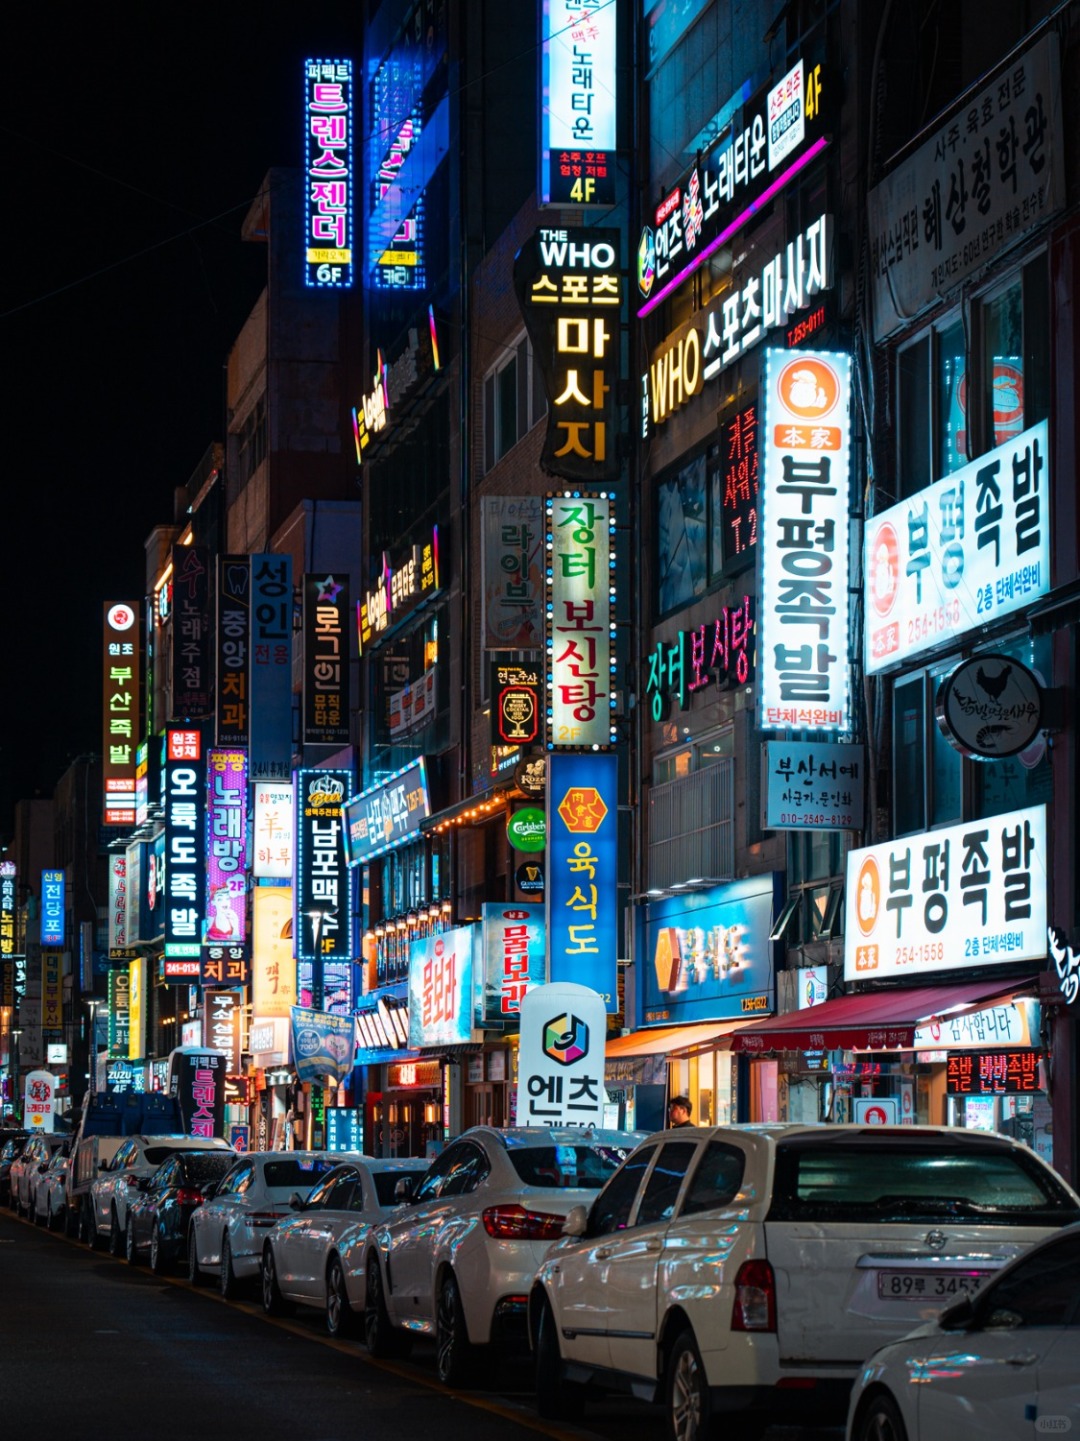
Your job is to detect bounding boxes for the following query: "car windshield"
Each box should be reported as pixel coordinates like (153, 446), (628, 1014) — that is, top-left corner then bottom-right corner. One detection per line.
(262, 1158), (338, 1190)
(507, 1143), (636, 1189)
(180, 1152), (235, 1184)
(768, 1139), (1080, 1224)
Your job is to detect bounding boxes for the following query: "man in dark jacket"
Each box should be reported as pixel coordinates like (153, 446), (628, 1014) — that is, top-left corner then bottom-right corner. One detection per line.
(668, 1096), (693, 1127)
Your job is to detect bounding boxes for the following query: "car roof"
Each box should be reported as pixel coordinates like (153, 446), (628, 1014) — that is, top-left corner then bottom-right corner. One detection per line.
(456, 1126), (648, 1149)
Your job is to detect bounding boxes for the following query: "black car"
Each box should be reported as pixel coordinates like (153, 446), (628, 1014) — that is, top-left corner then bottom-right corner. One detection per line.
(125, 1148), (237, 1273)
(0, 1133), (30, 1206)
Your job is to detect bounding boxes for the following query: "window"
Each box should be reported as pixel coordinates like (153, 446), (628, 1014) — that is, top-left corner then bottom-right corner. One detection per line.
(588, 1146), (657, 1236)
(506, 1142), (635, 1189)
(636, 1141), (698, 1226)
(895, 255), (1048, 499)
(774, 832), (847, 945)
(236, 394), (267, 484)
(653, 726), (733, 785)
(681, 1142), (746, 1216)
(977, 1234), (1080, 1328)
(483, 334), (545, 469)
(412, 1143), (471, 1203)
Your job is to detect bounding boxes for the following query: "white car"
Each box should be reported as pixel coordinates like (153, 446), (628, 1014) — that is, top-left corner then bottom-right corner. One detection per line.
(364, 1126), (645, 1385)
(189, 1150), (364, 1299)
(29, 1145), (71, 1230)
(9, 1133), (66, 1217)
(261, 1157), (428, 1335)
(846, 1221), (1080, 1441)
(89, 1133), (235, 1256)
(529, 1124), (1080, 1441)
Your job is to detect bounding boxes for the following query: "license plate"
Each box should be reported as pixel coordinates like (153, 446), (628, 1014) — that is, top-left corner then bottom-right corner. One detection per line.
(876, 1269), (989, 1300)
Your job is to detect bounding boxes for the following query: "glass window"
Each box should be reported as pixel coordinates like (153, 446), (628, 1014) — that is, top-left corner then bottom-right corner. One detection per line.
(936, 318), (967, 476)
(412, 1144), (471, 1203)
(898, 334), (931, 497)
(893, 675), (927, 836)
(978, 1234), (1080, 1328)
(710, 399), (760, 574)
(656, 453), (708, 614)
(261, 1158), (337, 1192)
(304, 1172), (342, 1210)
(180, 1152), (233, 1187)
(681, 1142), (746, 1215)
(506, 1142), (635, 1189)
(371, 1170), (417, 1207)
(436, 1142), (490, 1197)
(636, 1142), (698, 1226)
(589, 1146), (657, 1236)
(484, 335), (543, 471)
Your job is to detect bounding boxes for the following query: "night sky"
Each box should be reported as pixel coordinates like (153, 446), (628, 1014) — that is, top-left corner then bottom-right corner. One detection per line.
(0, 4), (363, 838)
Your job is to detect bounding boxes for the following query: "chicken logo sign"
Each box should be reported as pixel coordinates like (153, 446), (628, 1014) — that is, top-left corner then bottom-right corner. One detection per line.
(935, 654), (1043, 761)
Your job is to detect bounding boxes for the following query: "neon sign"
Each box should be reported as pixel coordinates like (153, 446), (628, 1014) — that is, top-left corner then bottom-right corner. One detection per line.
(304, 58), (354, 289)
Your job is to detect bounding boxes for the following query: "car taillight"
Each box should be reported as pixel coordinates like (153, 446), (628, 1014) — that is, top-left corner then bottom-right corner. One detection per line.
(481, 1205), (567, 1240)
(175, 1188), (204, 1206)
(250, 1212), (281, 1227)
(731, 1259), (776, 1333)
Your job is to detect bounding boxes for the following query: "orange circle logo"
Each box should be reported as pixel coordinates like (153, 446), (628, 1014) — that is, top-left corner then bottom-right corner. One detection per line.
(855, 856), (881, 938)
(869, 521), (900, 617)
(777, 356), (841, 420)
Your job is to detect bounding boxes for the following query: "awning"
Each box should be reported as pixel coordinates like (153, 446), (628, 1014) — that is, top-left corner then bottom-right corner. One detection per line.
(729, 977), (1025, 1054)
(606, 1020), (742, 1060)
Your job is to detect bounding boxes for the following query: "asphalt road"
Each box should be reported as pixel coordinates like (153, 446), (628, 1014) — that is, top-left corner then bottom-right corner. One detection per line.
(0, 1209), (841, 1441)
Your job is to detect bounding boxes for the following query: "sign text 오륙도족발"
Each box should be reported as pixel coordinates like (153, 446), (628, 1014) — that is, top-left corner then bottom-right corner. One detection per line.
(540, 1), (616, 207)
(759, 349), (852, 732)
(865, 420), (1048, 674)
(546, 493), (616, 749)
(164, 728), (206, 960)
(844, 804), (1047, 984)
(304, 59), (353, 289)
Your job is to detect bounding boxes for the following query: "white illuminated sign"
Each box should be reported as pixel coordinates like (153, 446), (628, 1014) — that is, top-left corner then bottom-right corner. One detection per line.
(541, 1), (617, 206)
(845, 804), (1047, 983)
(865, 420), (1049, 674)
(546, 493), (616, 748)
(759, 348), (852, 732)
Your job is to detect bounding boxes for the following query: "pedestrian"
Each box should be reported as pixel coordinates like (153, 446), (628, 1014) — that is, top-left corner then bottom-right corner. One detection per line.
(668, 1095), (693, 1127)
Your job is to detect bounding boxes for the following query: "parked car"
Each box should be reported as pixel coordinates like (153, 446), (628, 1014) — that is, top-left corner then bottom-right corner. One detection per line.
(189, 1150), (361, 1299)
(529, 1124), (1080, 1441)
(364, 1126), (646, 1385)
(9, 1133), (65, 1216)
(88, 1133), (235, 1256)
(0, 1133), (30, 1205)
(125, 1148), (237, 1273)
(29, 1142), (72, 1229)
(846, 1221), (1080, 1441)
(261, 1157), (428, 1335)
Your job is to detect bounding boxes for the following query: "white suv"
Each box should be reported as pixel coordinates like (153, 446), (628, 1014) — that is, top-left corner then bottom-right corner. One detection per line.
(529, 1124), (1080, 1441)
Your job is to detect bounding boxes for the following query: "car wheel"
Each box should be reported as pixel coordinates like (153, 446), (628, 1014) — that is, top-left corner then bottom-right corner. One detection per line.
(46, 1199), (57, 1232)
(150, 1226), (169, 1276)
(325, 1255), (352, 1338)
(854, 1392), (909, 1441)
(188, 1229), (209, 1286)
(364, 1256), (409, 1358)
(125, 1219), (138, 1264)
(262, 1246), (292, 1317)
(108, 1207), (125, 1258)
(64, 1203), (79, 1239)
(220, 1232), (240, 1299)
(88, 1209), (105, 1251)
(535, 1297), (586, 1421)
(435, 1272), (475, 1387)
(666, 1329), (711, 1441)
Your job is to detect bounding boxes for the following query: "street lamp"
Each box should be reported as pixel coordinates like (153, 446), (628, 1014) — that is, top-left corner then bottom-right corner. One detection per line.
(10, 1027), (22, 1125)
(83, 998), (104, 1097)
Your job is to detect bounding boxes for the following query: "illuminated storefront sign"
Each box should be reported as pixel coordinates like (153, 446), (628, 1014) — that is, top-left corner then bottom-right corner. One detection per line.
(204, 749), (248, 949)
(540, 0), (617, 206)
(759, 348), (852, 732)
(914, 998), (1038, 1051)
(249, 554), (293, 781)
(299, 958), (353, 1017)
(171, 544), (211, 717)
(102, 601), (139, 825)
(369, 56), (426, 289)
(644, 214), (833, 435)
(169, 1049), (227, 1139)
(252, 886), (298, 1019)
(865, 420), (1049, 674)
(0, 862), (14, 963)
(109, 967), (130, 1058)
(515, 228), (622, 483)
(291, 1005), (356, 1085)
(492, 663), (542, 747)
(408, 926), (476, 1048)
(200, 946), (248, 989)
(216, 557), (249, 746)
(41, 950), (62, 1031)
(946, 1050), (1040, 1096)
(304, 58), (354, 288)
(204, 989), (243, 1072)
(718, 399), (760, 564)
(517, 981), (606, 1127)
(294, 769), (352, 964)
(40, 869), (65, 947)
(352, 353), (387, 461)
(388, 667), (436, 739)
(253, 782), (295, 879)
(868, 32), (1062, 341)
(164, 728), (206, 959)
(303, 573), (350, 746)
(357, 529), (439, 653)
(108, 854), (136, 958)
(482, 496), (545, 650)
(845, 804), (1047, 983)
(480, 904), (545, 1026)
(546, 493), (617, 748)
(638, 54), (828, 315)
(343, 758), (431, 867)
(546, 752), (617, 1010)
(128, 956), (147, 1062)
(643, 873), (779, 1025)
(645, 596), (754, 722)
(761, 739), (864, 831)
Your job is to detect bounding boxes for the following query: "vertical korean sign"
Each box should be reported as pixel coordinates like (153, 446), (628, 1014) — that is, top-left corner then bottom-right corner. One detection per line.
(40, 869), (65, 947)
(171, 545), (211, 717)
(102, 602), (139, 825)
(253, 782), (295, 879)
(482, 497), (545, 650)
(294, 770), (353, 965)
(203, 989), (243, 1072)
(164, 727), (206, 962)
(304, 58), (353, 289)
(759, 349), (852, 731)
(514, 228), (622, 483)
(216, 556), (250, 745)
(204, 748), (248, 950)
(252, 886), (298, 1019)
(249, 554), (293, 782)
(0, 862), (14, 1009)
(546, 493), (616, 748)
(41, 951), (62, 1032)
(128, 956), (147, 1062)
(546, 752), (618, 1010)
(302, 573), (350, 745)
(540, 0), (617, 206)
(108, 968), (131, 1059)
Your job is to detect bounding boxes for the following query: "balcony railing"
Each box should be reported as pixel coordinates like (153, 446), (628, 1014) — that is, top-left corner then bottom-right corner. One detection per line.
(647, 760), (735, 892)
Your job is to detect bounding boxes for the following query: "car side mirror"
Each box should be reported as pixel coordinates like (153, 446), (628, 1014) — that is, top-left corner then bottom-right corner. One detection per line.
(394, 1176), (416, 1203)
(98, 1159), (110, 1171)
(289, 1191), (305, 1211)
(939, 1294), (975, 1330)
(202, 1182), (219, 1200)
(562, 1204), (588, 1238)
